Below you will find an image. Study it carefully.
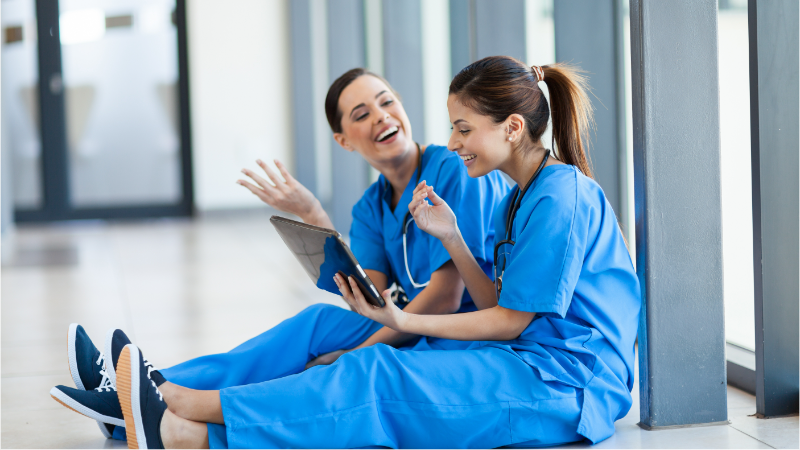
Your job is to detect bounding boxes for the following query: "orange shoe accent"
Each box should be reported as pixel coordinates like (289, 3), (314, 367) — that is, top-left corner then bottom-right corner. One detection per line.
(117, 346), (139, 449)
(51, 394), (85, 417)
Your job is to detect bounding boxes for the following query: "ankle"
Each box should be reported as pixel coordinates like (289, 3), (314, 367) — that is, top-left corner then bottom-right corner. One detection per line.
(160, 408), (209, 449)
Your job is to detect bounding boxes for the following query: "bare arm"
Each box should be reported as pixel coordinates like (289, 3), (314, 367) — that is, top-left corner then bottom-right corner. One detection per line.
(306, 263), (464, 368)
(238, 159), (334, 229)
(408, 181), (497, 310)
(354, 261), (464, 348)
(336, 274), (534, 342)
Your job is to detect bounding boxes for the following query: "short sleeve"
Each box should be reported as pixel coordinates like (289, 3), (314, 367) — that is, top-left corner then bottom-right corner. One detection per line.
(349, 188), (391, 277)
(497, 168), (587, 318)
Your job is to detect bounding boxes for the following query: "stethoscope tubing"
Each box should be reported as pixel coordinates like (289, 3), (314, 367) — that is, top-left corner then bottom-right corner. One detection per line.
(493, 150), (551, 287)
(399, 143), (430, 289)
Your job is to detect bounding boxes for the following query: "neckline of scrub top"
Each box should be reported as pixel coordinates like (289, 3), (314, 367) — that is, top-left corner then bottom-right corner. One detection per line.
(379, 145), (438, 224)
(508, 163), (574, 199)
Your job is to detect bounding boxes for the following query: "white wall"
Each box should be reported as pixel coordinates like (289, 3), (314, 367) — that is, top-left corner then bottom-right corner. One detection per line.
(187, 0), (293, 211)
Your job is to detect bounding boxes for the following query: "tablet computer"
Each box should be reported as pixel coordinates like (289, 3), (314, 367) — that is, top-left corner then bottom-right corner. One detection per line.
(270, 216), (385, 307)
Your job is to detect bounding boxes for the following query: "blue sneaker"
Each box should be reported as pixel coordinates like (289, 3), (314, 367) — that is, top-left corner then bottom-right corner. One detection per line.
(105, 328), (166, 388)
(50, 384), (125, 428)
(117, 344), (167, 449)
(67, 323), (118, 438)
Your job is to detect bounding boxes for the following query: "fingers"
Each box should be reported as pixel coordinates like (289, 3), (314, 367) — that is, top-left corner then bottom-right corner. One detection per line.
(241, 167), (280, 196)
(427, 186), (446, 206)
(256, 159), (288, 191)
(237, 179), (274, 203)
(412, 180), (428, 196)
(274, 159), (296, 185)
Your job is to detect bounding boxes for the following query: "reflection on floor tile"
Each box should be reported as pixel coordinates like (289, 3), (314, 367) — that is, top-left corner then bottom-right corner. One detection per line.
(2, 214), (797, 448)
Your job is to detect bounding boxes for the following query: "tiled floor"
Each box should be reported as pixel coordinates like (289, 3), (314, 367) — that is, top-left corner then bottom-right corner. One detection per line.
(2, 213), (797, 449)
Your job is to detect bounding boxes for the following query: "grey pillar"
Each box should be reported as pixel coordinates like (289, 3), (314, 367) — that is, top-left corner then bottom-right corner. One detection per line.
(748, 0), (799, 418)
(290, 0), (320, 197)
(554, 0), (627, 227)
(449, 0), (525, 76)
(630, 0), (728, 428)
(329, 0), (370, 236)
(383, 0), (426, 144)
(449, 0), (473, 77)
(474, 0), (526, 62)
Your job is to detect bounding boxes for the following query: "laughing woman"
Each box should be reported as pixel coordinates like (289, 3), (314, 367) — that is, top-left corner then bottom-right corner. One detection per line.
(52, 57), (640, 448)
(49, 68), (509, 445)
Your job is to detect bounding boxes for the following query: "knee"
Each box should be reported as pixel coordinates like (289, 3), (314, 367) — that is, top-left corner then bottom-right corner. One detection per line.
(297, 303), (347, 321)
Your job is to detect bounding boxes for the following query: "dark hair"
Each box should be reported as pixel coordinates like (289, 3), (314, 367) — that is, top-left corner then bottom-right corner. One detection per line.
(449, 56), (594, 179)
(325, 68), (400, 133)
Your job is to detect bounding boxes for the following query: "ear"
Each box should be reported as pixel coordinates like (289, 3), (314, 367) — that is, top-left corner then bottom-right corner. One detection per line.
(505, 114), (526, 141)
(333, 133), (356, 153)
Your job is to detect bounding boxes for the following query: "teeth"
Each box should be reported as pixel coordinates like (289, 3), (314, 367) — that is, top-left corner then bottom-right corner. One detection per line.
(377, 126), (398, 141)
(460, 155), (476, 161)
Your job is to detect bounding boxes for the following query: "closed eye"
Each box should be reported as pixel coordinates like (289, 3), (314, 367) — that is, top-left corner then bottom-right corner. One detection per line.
(381, 99), (394, 107)
(355, 112), (368, 121)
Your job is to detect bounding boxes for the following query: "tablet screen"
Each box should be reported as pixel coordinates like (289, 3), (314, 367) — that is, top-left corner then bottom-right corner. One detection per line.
(271, 216), (384, 307)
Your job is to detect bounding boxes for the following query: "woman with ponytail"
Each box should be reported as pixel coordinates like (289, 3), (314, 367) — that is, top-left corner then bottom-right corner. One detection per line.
(81, 57), (638, 449)
(340, 56), (641, 445)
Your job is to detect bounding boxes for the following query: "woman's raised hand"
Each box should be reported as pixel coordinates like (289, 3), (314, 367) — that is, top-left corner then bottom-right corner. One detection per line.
(238, 159), (333, 228)
(409, 181), (459, 244)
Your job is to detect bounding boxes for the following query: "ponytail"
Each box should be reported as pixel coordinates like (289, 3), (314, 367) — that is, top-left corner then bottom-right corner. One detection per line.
(450, 56), (595, 180)
(541, 63), (595, 179)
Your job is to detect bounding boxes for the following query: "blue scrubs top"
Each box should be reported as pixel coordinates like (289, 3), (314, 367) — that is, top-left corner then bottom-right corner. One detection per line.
(350, 145), (510, 311)
(490, 164), (641, 443)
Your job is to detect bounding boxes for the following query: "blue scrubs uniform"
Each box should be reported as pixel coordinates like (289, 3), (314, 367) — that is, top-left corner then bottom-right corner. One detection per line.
(125, 146), (509, 442)
(199, 164), (640, 448)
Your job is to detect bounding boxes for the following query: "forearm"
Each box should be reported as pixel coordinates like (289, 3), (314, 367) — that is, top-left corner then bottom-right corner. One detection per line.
(398, 306), (534, 341)
(353, 270), (463, 350)
(442, 228), (498, 310)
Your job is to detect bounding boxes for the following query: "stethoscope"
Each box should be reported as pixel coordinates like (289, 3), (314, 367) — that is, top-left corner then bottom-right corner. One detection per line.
(493, 149), (550, 298)
(383, 143), (428, 306)
(401, 143), (429, 289)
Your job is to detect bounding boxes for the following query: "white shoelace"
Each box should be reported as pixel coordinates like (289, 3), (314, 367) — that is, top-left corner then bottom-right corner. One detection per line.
(143, 359), (163, 402)
(94, 353), (116, 392)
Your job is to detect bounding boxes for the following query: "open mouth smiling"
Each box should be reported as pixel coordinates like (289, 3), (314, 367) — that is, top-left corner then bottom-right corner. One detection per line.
(376, 126), (399, 142)
(460, 154), (476, 161)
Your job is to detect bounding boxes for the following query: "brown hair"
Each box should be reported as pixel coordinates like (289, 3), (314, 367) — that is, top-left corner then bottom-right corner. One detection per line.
(325, 68), (400, 133)
(449, 56), (595, 179)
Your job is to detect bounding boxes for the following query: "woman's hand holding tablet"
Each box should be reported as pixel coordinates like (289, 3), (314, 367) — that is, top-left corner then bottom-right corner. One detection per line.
(334, 274), (404, 329)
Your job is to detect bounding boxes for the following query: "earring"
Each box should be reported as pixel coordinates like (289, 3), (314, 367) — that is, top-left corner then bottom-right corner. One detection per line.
(508, 137), (513, 141)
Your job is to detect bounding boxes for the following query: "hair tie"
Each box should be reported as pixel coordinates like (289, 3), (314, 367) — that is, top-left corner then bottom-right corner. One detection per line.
(531, 65), (545, 82)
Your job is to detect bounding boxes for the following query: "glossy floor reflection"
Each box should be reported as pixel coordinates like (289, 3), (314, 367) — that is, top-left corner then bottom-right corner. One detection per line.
(2, 213), (797, 449)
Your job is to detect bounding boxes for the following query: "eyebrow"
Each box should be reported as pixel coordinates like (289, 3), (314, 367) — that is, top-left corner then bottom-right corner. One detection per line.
(453, 119), (468, 125)
(348, 90), (390, 119)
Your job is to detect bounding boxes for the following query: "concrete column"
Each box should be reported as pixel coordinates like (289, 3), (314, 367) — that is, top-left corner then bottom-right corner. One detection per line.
(449, 0), (526, 76)
(328, 0), (370, 235)
(383, 0), (426, 145)
(554, 0), (627, 227)
(748, 0), (799, 418)
(474, 0), (526, 62)
(630, 0), (728, 428)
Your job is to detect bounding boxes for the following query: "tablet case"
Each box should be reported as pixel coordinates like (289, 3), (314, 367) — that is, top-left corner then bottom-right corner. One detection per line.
(270, 216), (385, 307)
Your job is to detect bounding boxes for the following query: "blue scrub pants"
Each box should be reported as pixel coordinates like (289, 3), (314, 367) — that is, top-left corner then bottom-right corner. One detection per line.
(119, 304), (585, 448)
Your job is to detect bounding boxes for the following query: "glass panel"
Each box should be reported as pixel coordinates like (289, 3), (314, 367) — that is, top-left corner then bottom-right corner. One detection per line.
(60, 0), (181, 208)
(2, 0), (43, 210)
(718, 0), (755, 351)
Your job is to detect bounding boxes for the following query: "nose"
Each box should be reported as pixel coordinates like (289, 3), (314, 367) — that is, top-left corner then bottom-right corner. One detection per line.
(375, 111), (390, 124)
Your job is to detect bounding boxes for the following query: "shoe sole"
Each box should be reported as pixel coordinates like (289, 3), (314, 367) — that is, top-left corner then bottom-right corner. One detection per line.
(118, 345), (147, 449)
(49, 387), (126, 427)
